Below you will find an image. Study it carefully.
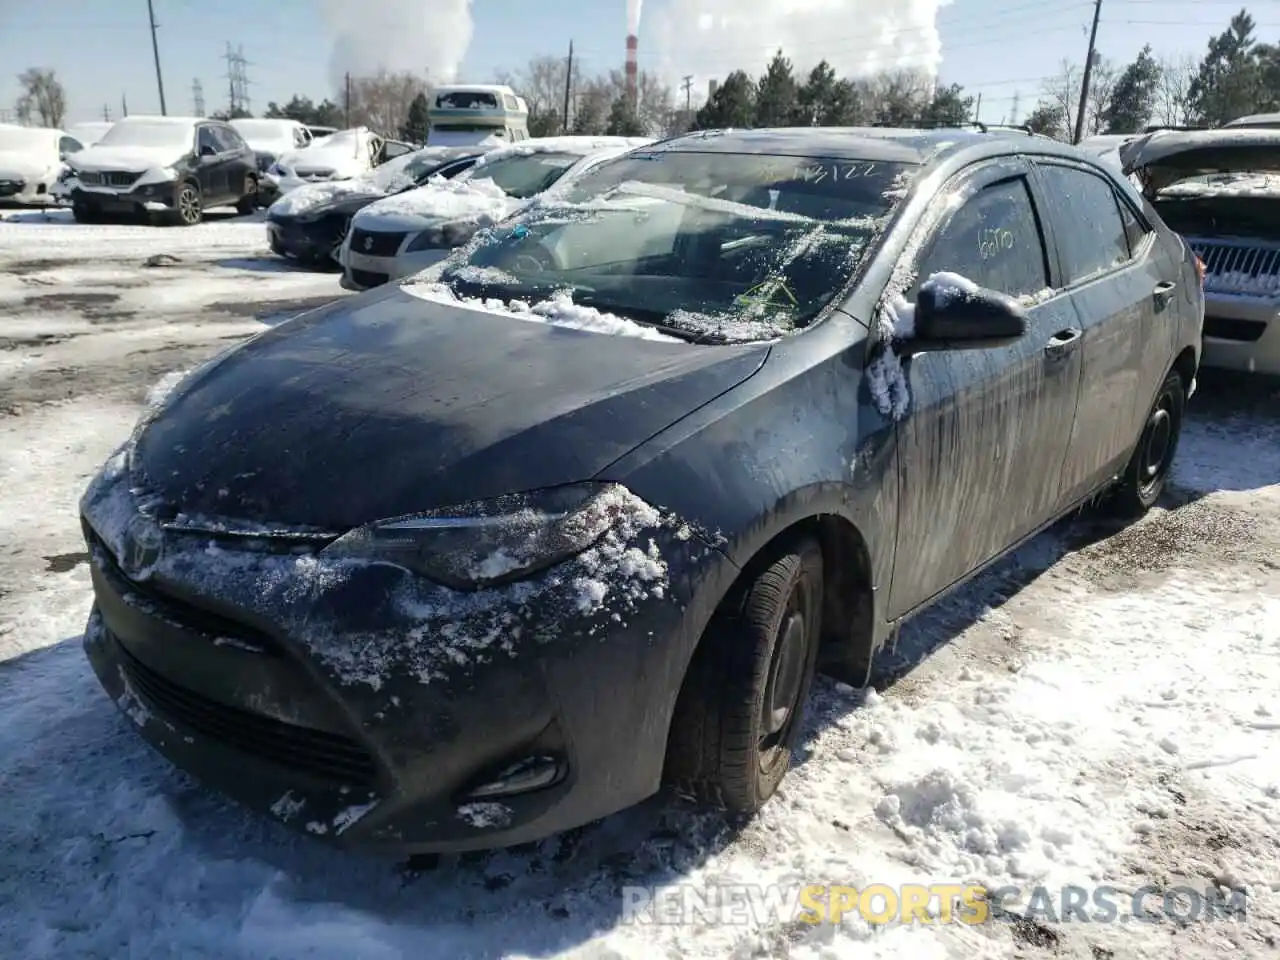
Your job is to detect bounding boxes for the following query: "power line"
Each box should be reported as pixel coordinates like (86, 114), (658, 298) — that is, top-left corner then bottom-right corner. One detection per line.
(223, 42), (252, 115)
(146, 0), (167, 115)
(192, 78), (205, 117)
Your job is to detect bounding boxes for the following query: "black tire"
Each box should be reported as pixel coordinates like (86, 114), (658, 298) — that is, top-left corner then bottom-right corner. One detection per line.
(173, 181), (203, 226)
(1106, 369), (1186, 516)
(665, 537), (824, 813)
(71, 204), (99, 224)
(235, 191), (257, 216)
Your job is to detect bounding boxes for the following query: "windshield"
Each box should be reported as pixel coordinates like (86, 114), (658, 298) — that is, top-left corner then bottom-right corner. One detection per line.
(0, 127), (49, 152)
(98, 121), (193, 150)
(437, 151), (912, 343)
(437, 91), (500, 110)
(464, 151), (580, 199)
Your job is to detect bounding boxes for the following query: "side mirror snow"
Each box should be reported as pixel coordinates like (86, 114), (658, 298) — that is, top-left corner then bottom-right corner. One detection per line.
(896, 272), (1029, 354)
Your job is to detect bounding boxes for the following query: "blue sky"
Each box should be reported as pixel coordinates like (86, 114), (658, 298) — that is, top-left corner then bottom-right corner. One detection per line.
(0, 0), (1273, 126)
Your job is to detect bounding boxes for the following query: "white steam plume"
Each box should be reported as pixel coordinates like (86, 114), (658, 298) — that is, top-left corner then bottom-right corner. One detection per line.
(627, 0), (644, 35)
(322, 0), (474, 88)
(650, 0), (952, 84)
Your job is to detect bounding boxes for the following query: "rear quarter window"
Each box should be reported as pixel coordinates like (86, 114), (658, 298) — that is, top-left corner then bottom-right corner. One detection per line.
(1037, 163), (1132, 283)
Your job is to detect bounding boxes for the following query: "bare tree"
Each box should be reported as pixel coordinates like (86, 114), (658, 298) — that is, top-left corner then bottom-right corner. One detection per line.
(497, 55), (583, 135)
(1085, 59), (1118, 136)
(1154, 54), (1197, 127)
(347, 69), (429, 137)
(858, 68), (933, 124)
(1040, 60), (1081, 139)
(15, 68), (67, 127)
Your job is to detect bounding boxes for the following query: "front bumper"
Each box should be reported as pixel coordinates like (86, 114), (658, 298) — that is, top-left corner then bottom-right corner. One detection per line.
(0, 176), (54, 204)
(72, 179), (180, 215)
(267, 213), (349, 265)
(341, 245), (449, 290)
(1201, 293), (1280, 375)
(80, 462), (715, 853)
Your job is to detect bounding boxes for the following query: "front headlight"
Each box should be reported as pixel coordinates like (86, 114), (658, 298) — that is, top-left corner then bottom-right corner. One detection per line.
(405, 219), (480, 253)
(320, 482), (630, 590)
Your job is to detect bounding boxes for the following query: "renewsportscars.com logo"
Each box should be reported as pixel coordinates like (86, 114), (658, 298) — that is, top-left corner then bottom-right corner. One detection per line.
(620, 882), (1249, 927)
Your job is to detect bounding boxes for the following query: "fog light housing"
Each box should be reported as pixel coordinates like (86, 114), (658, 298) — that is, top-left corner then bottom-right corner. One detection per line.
(463, 755), (565, 800)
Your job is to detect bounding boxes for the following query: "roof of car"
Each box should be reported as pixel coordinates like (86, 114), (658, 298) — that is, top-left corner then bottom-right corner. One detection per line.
(644, 126), (1103, 167)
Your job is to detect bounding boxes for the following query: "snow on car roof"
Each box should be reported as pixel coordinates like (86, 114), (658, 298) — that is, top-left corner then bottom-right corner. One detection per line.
(357, 174), (516, 225)
(472, 136), (652, 167)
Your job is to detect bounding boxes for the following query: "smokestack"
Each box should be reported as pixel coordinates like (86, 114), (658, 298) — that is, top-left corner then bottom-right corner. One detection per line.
(626, 34), (638, 105)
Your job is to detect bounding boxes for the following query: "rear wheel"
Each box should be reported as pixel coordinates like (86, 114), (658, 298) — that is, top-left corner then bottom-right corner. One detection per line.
(235, 183), (258, 216)
(665, 537), (823, 813)
(1106, 369), (1186, 516)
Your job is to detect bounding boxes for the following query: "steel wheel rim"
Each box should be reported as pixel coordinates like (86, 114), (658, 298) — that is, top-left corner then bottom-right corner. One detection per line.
(1139, 390), (1177, 497)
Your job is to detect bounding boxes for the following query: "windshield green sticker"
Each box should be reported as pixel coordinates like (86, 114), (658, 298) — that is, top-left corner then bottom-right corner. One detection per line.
(735, 278), (799, 309)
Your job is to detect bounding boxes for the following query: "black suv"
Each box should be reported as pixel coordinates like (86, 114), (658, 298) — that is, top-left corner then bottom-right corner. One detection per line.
(67, 116), (259, 226)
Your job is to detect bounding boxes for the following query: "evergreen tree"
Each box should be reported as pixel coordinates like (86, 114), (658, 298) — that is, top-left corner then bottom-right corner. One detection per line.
(605, 96), (647, 136)
(1024, 102), (1066, 138)
(792, 61), (860, 125)
(400, 92), (430, 143)
(1189, 9), (1261, 125)
(693, 70), (756, 129)
(754, 50), (798, 127)
(920, 83), (974, 127)
(1102, 45), (1161, 133)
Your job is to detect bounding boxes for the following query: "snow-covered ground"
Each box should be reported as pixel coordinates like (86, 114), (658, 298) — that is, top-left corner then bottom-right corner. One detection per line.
(1, 210), (1278, 958)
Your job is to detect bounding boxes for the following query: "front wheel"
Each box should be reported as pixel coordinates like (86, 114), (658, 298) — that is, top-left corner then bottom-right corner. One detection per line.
(173, 181), (203, 226)
(1106, 369), (1186, 516)
(665, 537), (824, 813)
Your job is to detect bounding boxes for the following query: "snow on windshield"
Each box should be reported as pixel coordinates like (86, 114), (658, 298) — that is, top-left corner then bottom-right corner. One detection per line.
(0, 127), (54, 152)
(415, 151), (912, 344)
(98, 121), (194, 149)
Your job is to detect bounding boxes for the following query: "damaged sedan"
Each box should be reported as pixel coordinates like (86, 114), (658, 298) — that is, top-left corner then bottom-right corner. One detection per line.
(80, 127), (1202, 853)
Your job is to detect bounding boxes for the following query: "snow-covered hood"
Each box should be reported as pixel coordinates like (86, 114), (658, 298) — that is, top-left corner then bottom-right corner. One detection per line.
(268, 179), (384, 218)
(69, 145), (184, 174)
(275, 140), (369, 179)
(352, 174), (518, 232)
(127, 285), (766, 529)
(0, 150), (53, 180)
(1119, 128), (1280, 196)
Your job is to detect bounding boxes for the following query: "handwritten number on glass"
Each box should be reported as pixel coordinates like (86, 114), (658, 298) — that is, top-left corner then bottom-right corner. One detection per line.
(978, 227), (1015, 260)
(797, 163), (879, 183)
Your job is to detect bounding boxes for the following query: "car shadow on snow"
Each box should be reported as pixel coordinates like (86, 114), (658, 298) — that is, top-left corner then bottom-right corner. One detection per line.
(215, 256), (316, 274)
(0, 207), (75, 224)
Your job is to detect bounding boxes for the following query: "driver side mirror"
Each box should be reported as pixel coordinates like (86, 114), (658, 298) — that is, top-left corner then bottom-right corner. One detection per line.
(897, 275), (1029, 355)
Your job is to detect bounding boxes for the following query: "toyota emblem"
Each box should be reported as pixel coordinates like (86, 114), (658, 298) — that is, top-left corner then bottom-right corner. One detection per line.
(363, 235), (374, 252)
(120, 514), (164, 580)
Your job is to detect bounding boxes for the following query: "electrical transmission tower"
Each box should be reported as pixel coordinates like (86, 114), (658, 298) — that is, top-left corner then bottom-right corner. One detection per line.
(192, 78), (205, 117)
(222, 43), (252, 115)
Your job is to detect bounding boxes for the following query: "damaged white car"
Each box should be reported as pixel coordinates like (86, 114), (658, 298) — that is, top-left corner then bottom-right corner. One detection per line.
(0, 124), (83, 205)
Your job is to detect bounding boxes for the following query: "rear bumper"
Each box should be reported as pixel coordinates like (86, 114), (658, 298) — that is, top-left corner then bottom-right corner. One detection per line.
(79, 465), (712, 853)
(1201, 293), (1280, 375)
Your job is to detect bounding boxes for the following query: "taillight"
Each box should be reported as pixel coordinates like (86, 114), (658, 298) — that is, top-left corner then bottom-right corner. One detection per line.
(1193, 254), (1206, 285)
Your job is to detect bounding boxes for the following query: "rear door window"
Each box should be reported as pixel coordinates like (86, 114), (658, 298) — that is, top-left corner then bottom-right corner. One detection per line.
(912, 177), (1050, 298)
(1037, 163), (1132, 282)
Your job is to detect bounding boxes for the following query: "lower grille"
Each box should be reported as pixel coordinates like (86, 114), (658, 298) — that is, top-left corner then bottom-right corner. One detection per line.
(117, 639), (377, 786)
(350, 268), (389, 288)
(1204, 316), (1267, 342)
(349, 228), (407, 257)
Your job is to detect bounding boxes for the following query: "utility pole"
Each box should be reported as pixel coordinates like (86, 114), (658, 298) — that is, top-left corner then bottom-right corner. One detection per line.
(146, 0), (167, 115)
(344, 72), (352, 127)
(192, 78), (205, 117)
(561, 40), (574, 134)
(681, 75), (693, 113)
(122, 92), (129, 118)
(973, 92), (982, 124)
(1008, 90), (1021, 126)
(1073, 0), (1103, 144)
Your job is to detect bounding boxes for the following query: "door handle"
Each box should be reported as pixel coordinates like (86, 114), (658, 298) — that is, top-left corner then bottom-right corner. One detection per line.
(1044, 327), (1082, 361)
(1153, 280), (1177, 308)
